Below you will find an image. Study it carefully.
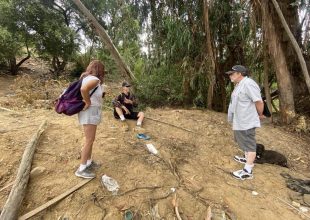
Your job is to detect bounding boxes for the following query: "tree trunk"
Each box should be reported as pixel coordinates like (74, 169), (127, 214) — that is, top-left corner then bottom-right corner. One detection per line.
(0, 121), (47, 220)
(72, 0), (136, 80)
(50, 56), (66, 77)
(263, 43), (273, 120)
(182, 69), (193, 106)
(9, 41), (31, 75)
(270, 0), (310, 95)
(261, 0), (295, 124)
(203, 0), (216, 110)
(269, 0), (310, 113)
(9, 57), (18, 75)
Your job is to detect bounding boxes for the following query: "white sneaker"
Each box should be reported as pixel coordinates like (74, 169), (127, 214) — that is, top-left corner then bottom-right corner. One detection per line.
(86, 161), (101, 170)
(232, 169), (253, 180)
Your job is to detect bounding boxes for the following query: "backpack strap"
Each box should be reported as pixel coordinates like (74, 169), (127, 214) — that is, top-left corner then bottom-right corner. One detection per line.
(90, 86), (98, 97)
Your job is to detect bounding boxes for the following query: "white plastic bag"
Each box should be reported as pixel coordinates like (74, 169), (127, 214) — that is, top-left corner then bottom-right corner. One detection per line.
(146, 143), (158, 155)
(101, 174), (119, 195)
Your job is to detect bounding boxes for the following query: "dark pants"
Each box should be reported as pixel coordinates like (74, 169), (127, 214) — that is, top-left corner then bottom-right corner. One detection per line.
(114, 109), (139, 120)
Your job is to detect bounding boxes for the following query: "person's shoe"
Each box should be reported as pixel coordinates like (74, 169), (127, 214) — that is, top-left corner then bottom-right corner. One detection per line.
(234, 155), (247, 164)
(75, 168), (96, 179)
(121, 121), (129, 132)
(87, 160), (101, 170)
(232, 169), (253, 180)
(136, 133), (150, 140)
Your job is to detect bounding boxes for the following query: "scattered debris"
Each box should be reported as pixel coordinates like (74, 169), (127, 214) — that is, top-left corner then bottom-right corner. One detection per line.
(252, 191), (259, 196)
(101, 175), (120, 195)
(146, 143), (158, 155)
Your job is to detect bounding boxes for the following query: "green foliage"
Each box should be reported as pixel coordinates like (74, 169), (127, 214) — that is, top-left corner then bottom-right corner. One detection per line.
(135, 64), (183, 107)
(0, 0), (308, 114)
(0, 0), (32, 72)
(17, 0), (78, 74)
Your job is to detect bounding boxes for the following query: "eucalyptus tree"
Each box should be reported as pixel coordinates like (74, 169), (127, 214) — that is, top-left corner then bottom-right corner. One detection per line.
(251, 0), (310, 123)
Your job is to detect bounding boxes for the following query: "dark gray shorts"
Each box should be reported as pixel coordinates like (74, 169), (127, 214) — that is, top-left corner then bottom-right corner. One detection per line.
(234, 128), (256, 152)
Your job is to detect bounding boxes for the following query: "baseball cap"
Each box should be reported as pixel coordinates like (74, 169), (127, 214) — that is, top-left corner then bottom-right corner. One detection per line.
(226, 65), (249, 75)
(122, 81), (131, 87)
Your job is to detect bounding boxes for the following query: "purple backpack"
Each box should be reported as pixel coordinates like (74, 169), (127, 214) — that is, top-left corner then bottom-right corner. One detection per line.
(55, 80), (97, 116)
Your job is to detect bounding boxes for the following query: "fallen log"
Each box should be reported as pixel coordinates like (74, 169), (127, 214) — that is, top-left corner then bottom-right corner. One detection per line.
(0, 120), (47, 220)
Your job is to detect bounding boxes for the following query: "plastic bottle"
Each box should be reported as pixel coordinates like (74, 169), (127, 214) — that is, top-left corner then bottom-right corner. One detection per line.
(146, 144), (158, 155)
(101, 175), (119, 195)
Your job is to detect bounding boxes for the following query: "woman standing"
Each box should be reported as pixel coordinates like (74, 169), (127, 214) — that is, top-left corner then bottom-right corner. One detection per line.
(75, 60), (105, 179)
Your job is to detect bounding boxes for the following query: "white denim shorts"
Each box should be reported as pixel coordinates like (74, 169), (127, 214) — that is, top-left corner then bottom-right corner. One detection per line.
(78, 106), (102, 125)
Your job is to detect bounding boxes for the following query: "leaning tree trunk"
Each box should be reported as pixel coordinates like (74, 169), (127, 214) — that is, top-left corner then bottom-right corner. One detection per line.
(8, 43), (31, 75)
(203, 0), (216, 110)
(269, 0), (310, 113)
(271, 0), (310, 95)
(72, 0), (136, 80)
(261, 0), (295, 124)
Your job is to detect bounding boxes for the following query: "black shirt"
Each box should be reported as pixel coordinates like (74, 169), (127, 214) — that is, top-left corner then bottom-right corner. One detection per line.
(113, 92), (137, 112)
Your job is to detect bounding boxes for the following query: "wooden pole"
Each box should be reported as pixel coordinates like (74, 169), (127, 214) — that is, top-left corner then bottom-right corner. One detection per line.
(72, 0), (136, 81)
(18, 178), (93, 220)
(0, 120), (47, 220)
(0, 106), (21, 115)
(104, 106), (195, 133)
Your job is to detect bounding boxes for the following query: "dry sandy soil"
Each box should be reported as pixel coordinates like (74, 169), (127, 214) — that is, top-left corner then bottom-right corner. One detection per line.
(0, 66), (310, 220)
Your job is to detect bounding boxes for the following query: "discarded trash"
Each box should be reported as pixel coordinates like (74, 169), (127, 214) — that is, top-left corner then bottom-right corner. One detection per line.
(300, 206), (309, 213)
(137, 133), (150, 140)
(251, 191), (258, 196)
(101, 174), (119, 195)
(146, 143), (158, 155)
(124, 210), (133, 220)
(171, 187), (176, 193)
(292, 201), (301, 208)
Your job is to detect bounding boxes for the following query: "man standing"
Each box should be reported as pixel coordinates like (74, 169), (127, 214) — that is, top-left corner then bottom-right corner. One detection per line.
(113, 82), (145, 131)
(226, 65), (264, 180)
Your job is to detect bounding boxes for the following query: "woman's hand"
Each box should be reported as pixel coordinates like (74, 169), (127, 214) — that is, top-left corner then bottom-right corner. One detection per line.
(83, 100), (91, 110)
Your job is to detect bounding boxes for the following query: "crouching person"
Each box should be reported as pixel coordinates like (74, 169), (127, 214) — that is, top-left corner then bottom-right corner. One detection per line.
(112, 82), (144, 131)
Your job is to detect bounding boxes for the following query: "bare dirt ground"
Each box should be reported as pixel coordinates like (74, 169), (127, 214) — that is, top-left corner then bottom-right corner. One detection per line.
(0, 62), (310, 220)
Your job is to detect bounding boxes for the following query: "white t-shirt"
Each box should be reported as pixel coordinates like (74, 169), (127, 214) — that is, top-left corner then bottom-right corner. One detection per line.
(82, 75), (103, 107)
